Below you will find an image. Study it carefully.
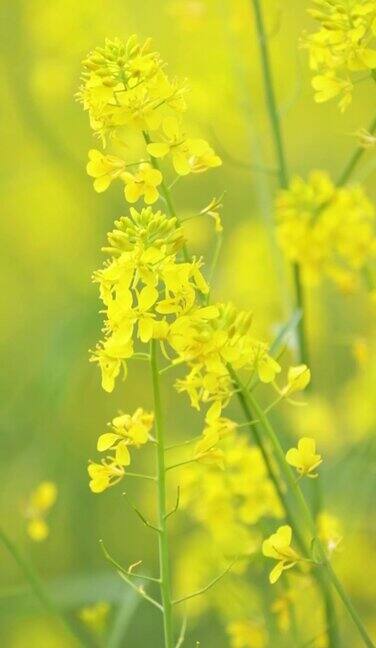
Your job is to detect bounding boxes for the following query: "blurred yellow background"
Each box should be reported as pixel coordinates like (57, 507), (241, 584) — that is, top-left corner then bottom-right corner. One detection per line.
(0, 0), (375, 646)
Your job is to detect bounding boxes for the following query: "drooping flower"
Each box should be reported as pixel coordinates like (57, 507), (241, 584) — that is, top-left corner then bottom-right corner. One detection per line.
(88, 458), (126, 493)
(286, 437), (323, 478)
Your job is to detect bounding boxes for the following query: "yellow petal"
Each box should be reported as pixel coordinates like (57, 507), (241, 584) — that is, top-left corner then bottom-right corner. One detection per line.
(147, 143), (170, 158)
(115, 441), (131, 466)
(97, 432), (119, 452)
(270, 561), (285, 584)
(138, 285), (158, 311)
(138, 317), (154, 343)
(144, 186), (159, 204)
(124, 183), (140, 203)
(93, 176), (111, 193)
(172, 152), (191, 176)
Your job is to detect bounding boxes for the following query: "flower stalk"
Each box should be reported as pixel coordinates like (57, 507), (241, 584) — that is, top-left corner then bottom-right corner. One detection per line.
(250, 0), (307, 366)
(0, 527), (87, 647)
(150, 339), (174, 648)
(245, 389), (374, 648)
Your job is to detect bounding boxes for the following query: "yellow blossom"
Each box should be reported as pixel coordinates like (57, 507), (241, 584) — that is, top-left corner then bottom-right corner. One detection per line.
(25, 482), (57, 542)
(262, 525), (300, 584)
(286, 437), (323, 478)
(97, 408), (153, 464)
(194, 430), (225, 469)
(122, 163), (162, 204)
(86, 149), (126, 193)
(283, 364), (311, 395)
(88, 458), (125, 493)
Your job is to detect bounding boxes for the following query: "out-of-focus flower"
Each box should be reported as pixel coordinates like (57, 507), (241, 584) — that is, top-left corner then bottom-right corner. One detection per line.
(304, 1), (376, 110)
(227, 619), (267, 648)
(25, 482), (57, 542)
(78, 602), (110, 634)
(276, 171), (376, 290)
(318, 511), (343, 555)
(355, 128), (376, 149)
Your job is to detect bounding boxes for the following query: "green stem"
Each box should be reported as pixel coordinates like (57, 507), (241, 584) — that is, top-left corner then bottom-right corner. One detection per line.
(231, 369), (340, 646)
(325, 561), (375, 648)
(246, 392), (374, 648)
(150, 340), (174, 648)
(337, 114), (376, 187)
(143, 132), (189, 262)
(0, 527), (86, 647)
(250, 0), (306, 365)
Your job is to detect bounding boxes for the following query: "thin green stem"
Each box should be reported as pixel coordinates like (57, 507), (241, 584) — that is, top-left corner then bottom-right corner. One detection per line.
(230, 368), (341, 645)
(251, 0), (288, 189)
(150, 340), (174, 648)
(325, 561), (375, 648)
(251, 0), (306, 365)
(0, 527), (86, 647)
(126, 471), (156, 481)
(246, 392), (374, 648)
(337, 114), (376, 187)
(204, 235), (223, 305)
(143, 132), (189, 262)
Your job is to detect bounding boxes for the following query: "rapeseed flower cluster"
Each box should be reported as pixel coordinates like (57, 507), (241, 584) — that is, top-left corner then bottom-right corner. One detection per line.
(276, 171), (376, 290)
(81, 41), (310, 487)
(78, 35), (221, 207)
(304, 0), (376, 110)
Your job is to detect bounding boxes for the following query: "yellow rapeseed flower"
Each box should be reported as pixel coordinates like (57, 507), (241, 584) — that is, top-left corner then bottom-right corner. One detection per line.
(88, 458), (125, 493)
(262, 525), (301, 584)
(147, 116), (221, 175)
(86, 149), (126, 192)
(286, 437), (323, 478)
(97, 408), (153, 464)
(122, 163), (162, 204)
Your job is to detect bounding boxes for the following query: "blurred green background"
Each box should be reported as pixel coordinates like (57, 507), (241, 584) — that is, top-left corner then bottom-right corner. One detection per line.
(1, 0), (375, 646)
